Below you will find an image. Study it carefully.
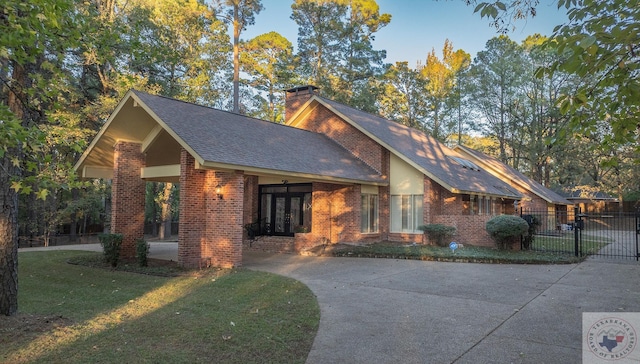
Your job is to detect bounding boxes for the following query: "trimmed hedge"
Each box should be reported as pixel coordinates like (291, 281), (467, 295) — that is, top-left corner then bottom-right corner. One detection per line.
(485, 215), (529, 250)
(418, 224), (456, 247)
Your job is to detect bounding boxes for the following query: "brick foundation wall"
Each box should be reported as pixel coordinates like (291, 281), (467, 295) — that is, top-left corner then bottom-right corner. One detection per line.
(178, 150), (244, 268)
(243, 235), (316, 254)
(432, 214), (494, 247)
(111, 141), (145, 258)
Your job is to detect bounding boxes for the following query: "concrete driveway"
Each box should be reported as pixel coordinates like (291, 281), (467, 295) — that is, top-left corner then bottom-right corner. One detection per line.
(244, 252), (640, 364)
(20, 243), (640, 363)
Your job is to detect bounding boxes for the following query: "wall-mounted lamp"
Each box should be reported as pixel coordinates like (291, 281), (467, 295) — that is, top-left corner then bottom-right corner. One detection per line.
(215, 184), (223, 200)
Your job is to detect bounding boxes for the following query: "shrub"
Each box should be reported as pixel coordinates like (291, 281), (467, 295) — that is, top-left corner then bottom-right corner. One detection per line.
(417, 224), (456, 247)
(485, 215), (529, 250)
(521, 214), (541, 250)
(136, 239), (150, 267)
(99, 233), (123, 267)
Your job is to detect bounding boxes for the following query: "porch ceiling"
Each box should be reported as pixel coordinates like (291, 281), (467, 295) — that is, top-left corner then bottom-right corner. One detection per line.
(74, 93), (184, 181)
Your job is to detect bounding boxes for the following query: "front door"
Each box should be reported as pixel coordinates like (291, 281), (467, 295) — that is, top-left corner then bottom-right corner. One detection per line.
(260, 184), (311, 236)
(273, 194), (302, 235)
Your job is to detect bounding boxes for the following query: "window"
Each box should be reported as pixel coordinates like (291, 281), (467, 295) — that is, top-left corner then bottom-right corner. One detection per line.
(391, 195), (423, 233)
(469, 194), (494, 216)
(361, 194), (379, 233)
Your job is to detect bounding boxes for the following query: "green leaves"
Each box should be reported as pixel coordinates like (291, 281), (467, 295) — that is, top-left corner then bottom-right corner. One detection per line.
(549, 0), (640, 148)
(474, 2), (501, 19)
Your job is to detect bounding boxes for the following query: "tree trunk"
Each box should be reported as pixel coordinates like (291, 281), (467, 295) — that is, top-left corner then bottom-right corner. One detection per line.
(69, 188), (78, 242)
(159, 182), (173, 240)
(0, 155), (19, 316)
(0, 61), (28, 316)
(233, 3), (240, 114)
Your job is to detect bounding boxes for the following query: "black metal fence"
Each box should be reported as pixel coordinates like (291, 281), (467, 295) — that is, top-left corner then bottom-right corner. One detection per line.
(521, 207), (640, 261)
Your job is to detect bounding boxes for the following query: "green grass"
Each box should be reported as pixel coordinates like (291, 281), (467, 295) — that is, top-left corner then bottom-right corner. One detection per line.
(531, 234), (610, 255)
(330, 242), (587, 264)
(1, 251), (319, 364)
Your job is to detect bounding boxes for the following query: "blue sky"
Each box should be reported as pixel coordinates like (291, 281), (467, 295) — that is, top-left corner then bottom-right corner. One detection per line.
(243, 0), (568, 65)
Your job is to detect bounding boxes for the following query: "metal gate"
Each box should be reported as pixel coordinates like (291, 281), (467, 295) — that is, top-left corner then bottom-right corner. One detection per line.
(521, 207), (640, 261)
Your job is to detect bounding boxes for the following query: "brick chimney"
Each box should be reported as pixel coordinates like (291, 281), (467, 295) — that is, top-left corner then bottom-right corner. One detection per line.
(285, 85), (318, 123)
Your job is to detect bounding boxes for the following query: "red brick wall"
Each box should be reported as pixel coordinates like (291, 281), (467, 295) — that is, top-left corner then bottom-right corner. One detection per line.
(178, 150), (244, 268)
(295, 105), (385, 174)
(205, 170), (244, 268)
(243, 235), (319, 254)
(308, 182), (361, 243)
(431, 214), (494, 247)
(178, 150), (207, 267)
(243, 175), (259, 237)
(111, 141), (145, 258)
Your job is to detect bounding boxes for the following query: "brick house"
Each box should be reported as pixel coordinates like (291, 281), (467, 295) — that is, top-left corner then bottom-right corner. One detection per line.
(74, 86), (570, 268)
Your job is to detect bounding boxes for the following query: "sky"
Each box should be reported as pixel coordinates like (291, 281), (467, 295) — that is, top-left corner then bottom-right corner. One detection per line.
(243, 0), (569, 65)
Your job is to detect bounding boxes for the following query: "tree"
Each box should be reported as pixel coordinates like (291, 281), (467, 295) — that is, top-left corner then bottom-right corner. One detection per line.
(468, 0), (640, 150)
(214, 0), (263, 113)
(1, 0), (82, 316)
(241, 32), (297, 122)
(291, 0), (347, 88)
(515, 35), (575, 187)
(291, 0), (390, 109)
(377, 62), (428, 129)
(468, 36), (527, 164)
(334, 0), (390, 109)
(419, 40), (471, 142)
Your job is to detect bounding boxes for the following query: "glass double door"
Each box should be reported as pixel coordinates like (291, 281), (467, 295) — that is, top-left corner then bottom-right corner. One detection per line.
(271, 194), (302, 235)
(260, 184), (312, 237)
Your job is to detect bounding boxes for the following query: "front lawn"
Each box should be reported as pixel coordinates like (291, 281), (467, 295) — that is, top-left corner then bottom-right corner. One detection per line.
(1, 251), (319, 364)
(531, 234), (610, 255)
(328, 242), (586, 264)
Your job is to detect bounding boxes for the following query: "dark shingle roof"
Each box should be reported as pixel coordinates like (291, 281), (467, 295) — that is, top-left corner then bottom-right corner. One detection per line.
(313, 97), (521, 198)
(454, 145), (572, 205)
(133, 91), (384, 183)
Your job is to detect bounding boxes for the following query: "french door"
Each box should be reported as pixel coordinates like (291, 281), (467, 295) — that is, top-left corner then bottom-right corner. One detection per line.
(260, 184), (311, 236)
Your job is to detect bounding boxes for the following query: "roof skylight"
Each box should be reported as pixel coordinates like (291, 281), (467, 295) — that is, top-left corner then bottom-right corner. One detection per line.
(449, 156), (481, 171)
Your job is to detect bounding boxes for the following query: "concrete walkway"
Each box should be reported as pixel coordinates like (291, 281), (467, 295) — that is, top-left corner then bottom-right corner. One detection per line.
(19, 243), (640, 363)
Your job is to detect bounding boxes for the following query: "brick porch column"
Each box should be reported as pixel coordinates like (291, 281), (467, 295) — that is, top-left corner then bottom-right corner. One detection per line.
(178, 150), (244, 268)
(178, 151), (207, 268)
(205, 170), (244, 268)
(111, 141), (145, 258)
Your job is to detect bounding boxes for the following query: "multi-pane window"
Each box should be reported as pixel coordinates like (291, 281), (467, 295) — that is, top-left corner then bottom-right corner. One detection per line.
(469, 195), (494, 215)
(390, 195), (423, 233)
(361, 194), (379, 233)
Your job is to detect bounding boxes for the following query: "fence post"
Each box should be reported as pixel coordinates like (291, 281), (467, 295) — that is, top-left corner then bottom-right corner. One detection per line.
(636, 207), (640, 262)
(574, 206), (580, 257)
(520, 206), (523, 250)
